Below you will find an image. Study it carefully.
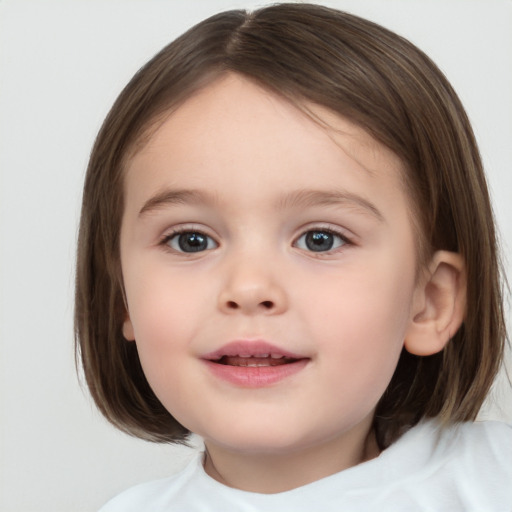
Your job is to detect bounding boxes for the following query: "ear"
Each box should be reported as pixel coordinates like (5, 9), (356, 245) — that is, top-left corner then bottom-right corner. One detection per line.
(404, 251), (466, 356)
(120, 281), (135, 341)
(122, 315), (135, 341)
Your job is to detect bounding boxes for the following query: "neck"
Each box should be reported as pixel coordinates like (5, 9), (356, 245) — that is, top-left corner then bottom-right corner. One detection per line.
(203, 419), (380, 494)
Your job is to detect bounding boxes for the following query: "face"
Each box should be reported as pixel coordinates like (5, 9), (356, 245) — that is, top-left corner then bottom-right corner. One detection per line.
(120, 74), (422, 458)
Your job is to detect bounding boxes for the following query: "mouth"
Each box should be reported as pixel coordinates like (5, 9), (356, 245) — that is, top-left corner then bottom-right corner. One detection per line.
(202, 340), (309, 387)
(211, 354), (300, 367)
(203, 340), (306, 365)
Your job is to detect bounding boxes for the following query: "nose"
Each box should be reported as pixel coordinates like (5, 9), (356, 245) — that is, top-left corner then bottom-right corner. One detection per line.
(217, 256), (288, 315)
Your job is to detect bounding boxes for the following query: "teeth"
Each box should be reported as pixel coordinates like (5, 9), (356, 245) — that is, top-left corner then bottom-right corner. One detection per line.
(234, 353), (271, 358)
(211, 353), (293, 362)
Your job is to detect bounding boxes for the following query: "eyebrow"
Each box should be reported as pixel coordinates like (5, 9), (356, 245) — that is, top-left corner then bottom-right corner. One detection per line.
(138, 187), (384, 222)
(277, 189), (384, 222)
(138, 188), (217, 217)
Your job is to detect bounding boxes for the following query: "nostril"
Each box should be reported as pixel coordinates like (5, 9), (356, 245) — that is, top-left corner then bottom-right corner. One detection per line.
(222, 299), (277, 312)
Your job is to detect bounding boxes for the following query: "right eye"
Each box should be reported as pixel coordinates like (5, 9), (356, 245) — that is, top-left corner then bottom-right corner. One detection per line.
(163, 231), (218, 253)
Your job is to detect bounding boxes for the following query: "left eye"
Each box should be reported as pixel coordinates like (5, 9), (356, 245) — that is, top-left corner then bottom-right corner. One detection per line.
(165, 231), (217, 253)
(294, 230), (347, 252)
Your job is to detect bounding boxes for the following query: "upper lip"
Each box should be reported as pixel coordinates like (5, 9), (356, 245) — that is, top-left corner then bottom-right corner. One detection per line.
(202, 340), (307, 361)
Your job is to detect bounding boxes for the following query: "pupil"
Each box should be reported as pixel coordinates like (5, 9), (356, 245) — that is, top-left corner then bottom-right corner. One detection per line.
(306, 231), (333, 252)
(179, 233), (207, 252)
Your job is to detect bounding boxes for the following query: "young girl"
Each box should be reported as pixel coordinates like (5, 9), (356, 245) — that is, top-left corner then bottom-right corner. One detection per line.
(75, 3), (511, 510)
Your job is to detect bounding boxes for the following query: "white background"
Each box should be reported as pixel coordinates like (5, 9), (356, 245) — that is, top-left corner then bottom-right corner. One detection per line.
(0, 1), (511, 510)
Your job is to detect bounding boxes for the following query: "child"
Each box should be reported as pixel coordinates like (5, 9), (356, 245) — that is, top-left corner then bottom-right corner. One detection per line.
(75, 3), (512, 510)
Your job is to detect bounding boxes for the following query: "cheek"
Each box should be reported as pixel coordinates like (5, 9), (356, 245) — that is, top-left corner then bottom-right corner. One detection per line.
(123, 266), (206, 375)
(307, 255), (414, 335)
(125, 276), (205, 424)
(126, 260), (198, 330)
(304, 259), (415, 394)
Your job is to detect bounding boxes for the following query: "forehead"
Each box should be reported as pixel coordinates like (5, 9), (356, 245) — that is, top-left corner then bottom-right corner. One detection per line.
(123, 73), (407, 209)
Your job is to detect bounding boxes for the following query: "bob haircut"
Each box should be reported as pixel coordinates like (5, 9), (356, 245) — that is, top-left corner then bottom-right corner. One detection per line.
(75, 3), (506, 448)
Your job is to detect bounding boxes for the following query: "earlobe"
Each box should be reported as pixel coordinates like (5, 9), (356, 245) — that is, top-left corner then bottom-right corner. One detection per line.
(120, 281), (135, 341)
(404, 251), (466, 356)
(122, 316), (135, 341)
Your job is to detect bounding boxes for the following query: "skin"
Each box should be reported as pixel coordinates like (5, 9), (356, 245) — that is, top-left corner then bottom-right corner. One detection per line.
(120, 73), (465, 493)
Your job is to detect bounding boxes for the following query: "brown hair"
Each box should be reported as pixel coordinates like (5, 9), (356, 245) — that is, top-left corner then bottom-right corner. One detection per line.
(75, 3), (507, 447)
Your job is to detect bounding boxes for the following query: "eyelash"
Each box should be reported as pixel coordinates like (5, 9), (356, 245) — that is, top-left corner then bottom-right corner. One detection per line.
(159, 226), (353, 255)
(293, 226), (351, 255)
(159, 227), (218, 254)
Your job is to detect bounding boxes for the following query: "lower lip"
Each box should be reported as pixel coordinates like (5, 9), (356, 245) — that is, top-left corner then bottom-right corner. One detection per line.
(203, 359), (309, 387)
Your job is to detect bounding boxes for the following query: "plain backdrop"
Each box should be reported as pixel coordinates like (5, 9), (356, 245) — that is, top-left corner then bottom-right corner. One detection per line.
(0, 0), (511, 510)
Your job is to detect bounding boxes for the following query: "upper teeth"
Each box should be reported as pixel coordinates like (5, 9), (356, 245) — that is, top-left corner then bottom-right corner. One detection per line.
(237, 353), (284, 359)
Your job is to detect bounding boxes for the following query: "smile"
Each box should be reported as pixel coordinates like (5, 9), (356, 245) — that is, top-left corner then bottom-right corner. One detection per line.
(214, 354), (298, 367)
(202, 341), (309, 387)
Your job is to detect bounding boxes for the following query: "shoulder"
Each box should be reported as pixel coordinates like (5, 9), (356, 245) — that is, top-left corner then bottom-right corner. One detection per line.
(98, 477), (176, 512)
(383, 419), (512, 510)
(397, 418), (512, 457)
(410, 419), (512, 476)
(444, 420), (512, 459)
(460, 418), (512, 440)
(98, 455), (202, 512)
(448, 420), (512, 470)
(354, 419), (512, 510)
(438, 421), (512, 506)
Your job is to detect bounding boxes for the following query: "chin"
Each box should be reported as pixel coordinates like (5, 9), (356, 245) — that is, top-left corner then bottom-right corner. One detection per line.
(202, 424), (329, 456)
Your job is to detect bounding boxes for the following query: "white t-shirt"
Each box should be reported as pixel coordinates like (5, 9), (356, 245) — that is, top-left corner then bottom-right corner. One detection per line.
(99, 420), (512, 511)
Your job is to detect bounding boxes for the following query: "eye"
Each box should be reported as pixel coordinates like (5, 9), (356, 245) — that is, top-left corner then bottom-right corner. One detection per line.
(294, 229), (347, 253)
(164, 231), (218, 253)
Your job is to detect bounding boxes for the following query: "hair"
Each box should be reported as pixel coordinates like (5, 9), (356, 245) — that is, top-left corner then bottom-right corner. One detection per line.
(75, 3), (507, 448)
